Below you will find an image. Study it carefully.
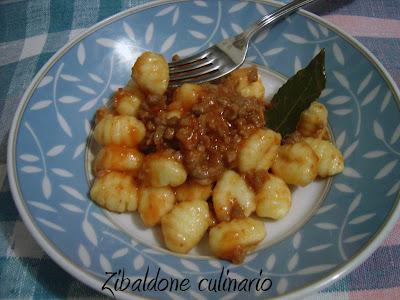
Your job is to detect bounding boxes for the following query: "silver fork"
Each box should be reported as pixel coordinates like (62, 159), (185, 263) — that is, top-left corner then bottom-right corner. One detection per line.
(169, 0), (317, 87)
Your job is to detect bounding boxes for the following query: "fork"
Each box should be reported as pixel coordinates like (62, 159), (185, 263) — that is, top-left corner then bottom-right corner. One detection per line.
(168, 0), (317, 87)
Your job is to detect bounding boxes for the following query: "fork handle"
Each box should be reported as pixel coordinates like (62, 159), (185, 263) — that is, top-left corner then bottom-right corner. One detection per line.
(243, 0), (317, 41)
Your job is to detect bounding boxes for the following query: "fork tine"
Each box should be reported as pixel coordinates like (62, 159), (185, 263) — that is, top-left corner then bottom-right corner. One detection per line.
(168, 49), (211, 67)
(169, 63), (220, 81)
(169, 69), (223, 87)
(169, 57), (216, 74)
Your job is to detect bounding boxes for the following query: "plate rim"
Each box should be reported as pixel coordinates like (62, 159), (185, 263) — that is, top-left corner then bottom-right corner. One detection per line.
(6, 0), (400, 299)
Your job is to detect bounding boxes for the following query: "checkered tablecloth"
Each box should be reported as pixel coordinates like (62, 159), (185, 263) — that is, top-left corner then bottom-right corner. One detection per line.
(1, 0), (399, 299)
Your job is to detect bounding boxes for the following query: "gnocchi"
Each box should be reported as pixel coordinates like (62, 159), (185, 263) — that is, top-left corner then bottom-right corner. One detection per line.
(271, 142), (319, 186)
(212, 170), (255, 222)
(238, 128), (281, 173)
(138, 186), (175, 227)
(93, 115), (146, 147)
(93, 145), (143, 176)
(140, 151), (187, 187)
(90, 171), (138, 212)
(303, 137), (344, 177)
(89, 51), (344, 263)
(209, 217), (266, 264)
(161, 200), (211, 253)
(132, 51), (169, 95)
(255, 174), (292, 219)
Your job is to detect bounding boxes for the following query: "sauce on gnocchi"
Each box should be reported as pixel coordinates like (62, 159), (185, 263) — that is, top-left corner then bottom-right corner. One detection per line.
(89, 51), (344, 263)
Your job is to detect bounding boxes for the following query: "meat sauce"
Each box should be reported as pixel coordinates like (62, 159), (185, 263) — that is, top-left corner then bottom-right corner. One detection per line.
(137, 67), (266, 184)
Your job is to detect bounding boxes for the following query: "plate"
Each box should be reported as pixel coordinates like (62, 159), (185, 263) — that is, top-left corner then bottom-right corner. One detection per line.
(7, 0), (400, 299)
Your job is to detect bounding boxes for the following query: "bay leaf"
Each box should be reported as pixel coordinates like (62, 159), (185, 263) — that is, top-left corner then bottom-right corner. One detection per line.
(265, 49), (326, 136)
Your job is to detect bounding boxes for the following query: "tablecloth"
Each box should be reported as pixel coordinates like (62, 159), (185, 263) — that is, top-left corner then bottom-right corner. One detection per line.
(0, 0), (399, 299)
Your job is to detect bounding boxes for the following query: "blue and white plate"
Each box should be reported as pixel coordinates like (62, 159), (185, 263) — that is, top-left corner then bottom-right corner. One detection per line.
(7, 0), (400, 299)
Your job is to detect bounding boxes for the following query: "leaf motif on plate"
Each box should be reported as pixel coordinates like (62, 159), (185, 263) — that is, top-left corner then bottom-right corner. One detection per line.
(84, 119), (91, 135)
(78, 244), (91, 267)
(28, 201), (57, 212)
(59, 184), (85, 201)
(161, 33), (177, 53)
(79, 99), (97, 112)
(73, 143), (85, 159)
(37, 217), (65, 232)
(287, 253), (299, 271)
(172, 7), (179, 26)
(145, 22), (154, 45)
(99, 254), (112, 272)
(83, 219), (98, 246)
(159, 263), (183, 279)
(133, 255), (145, 270)
(56, 112), (72, 137)
(155, 5), (176, 16)
(292, 232), (301, 249)
(333, 71), (350, 89)
(228, 2), (248, 13)
(123, 21), (135, 40)
(181, 259), (200, 272)
(380, 91), (392, 112)
(256, 3), (268, 15)
(387, 180), (400, 196)
(343, 233), (370, 243)
(335, 130), (346, 149)
(254, 31), (268, 43)
(316, 203), (336, 215)
(31, 100), (52, 111)
(363, 150), (387, 159)
(307, 21), (319, 39)
(343, 140), (359, 159)
(21, 166), (42, 173)
(327, 96), (350, 105)
(332, 109), (352, 116)
(335, 183), (354, 193)
(373, 121), (384, 140)
(193, 0), (207, 7)
(332, 43), (345, 65)
(314, 223), (338, 230)
(314, 44), (321, 57)
(320, 88), (333, 98)
(348, 193), (362, 214)
(51, 168), (73, 177)
(175, 47), (200, 57)
(42, 175), (51, 199)
(38, 76), (53, 88)
(294, 56), (302, 73)
(77, 85), (96, 95)
(390, 124), (400, 144)
(46, 145), (65, 157)
(60, 74), (80, 82)
(361, 85), (381, 106)
(283, 33), (307, 44)
(89, 73), (104, 84)
(357, 71), (373, 94)
(91, 212), (117, 229)
(59, 96), (80, 104)
(111, 248), (128, 259)
(78, 43), (85, 65)
(60, 203), (83, 213)
(296, 264), (335, 275)
(318, 24), (329, 37)
(266, 253), (276, 271)
(221, 27), (229, 39)
(231, 22), (243, 34)
(343, 167), (362, 178)
(192, 15), (214, 24)
(20, 154), (39, 162)
(306, 243), (332, 252)
(263, 47), (284, 56)
(208, 260), (222, 269)
(276, 278), (288, 294)
(96, 38), (116, 48)
(375, 160), (398, 179)
(348, 213), (375, 225)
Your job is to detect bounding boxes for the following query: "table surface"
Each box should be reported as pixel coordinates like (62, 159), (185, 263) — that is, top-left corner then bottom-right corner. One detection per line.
(0, 0), (399, 299)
